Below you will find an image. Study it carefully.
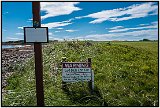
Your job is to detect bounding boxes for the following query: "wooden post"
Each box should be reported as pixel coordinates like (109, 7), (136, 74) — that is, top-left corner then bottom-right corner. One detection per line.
(88, 58), (93, 94)
(62, 57), (67, 89)
(32, 2), (44, 106)
(91, 70), (94, 90)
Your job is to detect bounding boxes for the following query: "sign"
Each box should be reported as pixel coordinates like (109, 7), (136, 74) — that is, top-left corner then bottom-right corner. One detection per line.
(62, 62), (91, 82)
(24, 27), (48, 43)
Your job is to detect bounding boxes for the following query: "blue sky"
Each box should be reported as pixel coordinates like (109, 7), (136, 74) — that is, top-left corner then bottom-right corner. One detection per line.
(2, 2), (158, 42)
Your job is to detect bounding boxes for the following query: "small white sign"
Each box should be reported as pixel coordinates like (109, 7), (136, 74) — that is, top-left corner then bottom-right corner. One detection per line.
(62, 72), (91, 82)
(24, 27), (48, 43)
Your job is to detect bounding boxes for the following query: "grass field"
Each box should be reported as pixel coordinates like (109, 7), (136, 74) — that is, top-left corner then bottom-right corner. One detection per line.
(2, 41), (158, 106)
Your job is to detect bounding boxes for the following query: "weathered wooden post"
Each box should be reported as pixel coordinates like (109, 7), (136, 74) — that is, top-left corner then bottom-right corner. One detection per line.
(62, 57), (67, 89)
(91, 70), (94, 90)
(88, 58), (93, 94)
(32, 2), (44, 106)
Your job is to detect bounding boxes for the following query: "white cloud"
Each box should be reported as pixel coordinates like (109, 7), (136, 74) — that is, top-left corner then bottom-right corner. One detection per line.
(151, 21), (158, 25)
(2, 29), (7, 31)
(3, 12), (9, 15)
(6, 37), (20, 41)
(81, 2), (157, 24)
(65, 29), (78, 32)
(49, 36), (54, 39)
(41, 2), (82, 20)
(55, 31), (61, 33)
(62, 18), (75, 23)
(42, 22), (72, 29)
(76, 28), (157, 41)
(27, 18), (33, 22)
(75, 16), (85, 19)
(18, 27), (24, 29)
(15, 33), (23, 35)
(108, 21), (158, 33)
(28, 18), (33, 21)
(49, 32), (53, 35)
(109, 28), (129, 33)
(56, 28), (63, 30)
(18, 26), (29, 29)
(49, 36), (63, 41)
(41, 18), (74, 29)
(139, 24), (149, 26)
(109, 26), (124, 30)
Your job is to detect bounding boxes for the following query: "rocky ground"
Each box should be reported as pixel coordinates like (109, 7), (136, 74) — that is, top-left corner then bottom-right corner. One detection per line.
(2, 45), (34, 89)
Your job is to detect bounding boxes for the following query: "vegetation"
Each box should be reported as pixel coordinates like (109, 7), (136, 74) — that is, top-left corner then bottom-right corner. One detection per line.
(2, 40), (59, 45)
(142, 39), (151, 41)
(2, 40), (25, 45)
(2, 41), (158, 106)
(139, 39), (158, 41)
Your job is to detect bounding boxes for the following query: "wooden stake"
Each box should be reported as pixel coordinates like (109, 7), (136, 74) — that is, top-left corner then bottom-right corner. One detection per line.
(88, 58), (93, 94)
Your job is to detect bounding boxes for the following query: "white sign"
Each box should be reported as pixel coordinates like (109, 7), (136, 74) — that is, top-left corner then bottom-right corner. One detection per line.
(62, 62), (91, 82)
(24, 27), (48, 43)
(62, 72), (91, 82)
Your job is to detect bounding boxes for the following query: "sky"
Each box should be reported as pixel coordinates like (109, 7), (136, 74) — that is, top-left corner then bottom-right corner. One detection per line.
(2, 1), (158, 42)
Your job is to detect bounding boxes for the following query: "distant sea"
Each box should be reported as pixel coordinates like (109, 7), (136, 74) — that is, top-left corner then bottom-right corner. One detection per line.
(2, 45), (24, 49)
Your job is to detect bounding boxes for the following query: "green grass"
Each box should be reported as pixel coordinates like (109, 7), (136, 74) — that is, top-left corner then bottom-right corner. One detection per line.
(2, 41), (158, 106)
(112, 41), (158, 54)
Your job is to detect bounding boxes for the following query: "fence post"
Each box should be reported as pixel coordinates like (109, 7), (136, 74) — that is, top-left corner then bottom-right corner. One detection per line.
(88, 58), (93, 94)
(92, 70), (94, 90)
(62, 57), (67, 89)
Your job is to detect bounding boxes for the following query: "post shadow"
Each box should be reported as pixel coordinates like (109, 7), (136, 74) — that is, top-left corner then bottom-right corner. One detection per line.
(62, 83), (108, 106)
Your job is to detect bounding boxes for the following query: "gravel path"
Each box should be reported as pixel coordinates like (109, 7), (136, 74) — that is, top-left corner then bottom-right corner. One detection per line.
(2, 45), (34, 88)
